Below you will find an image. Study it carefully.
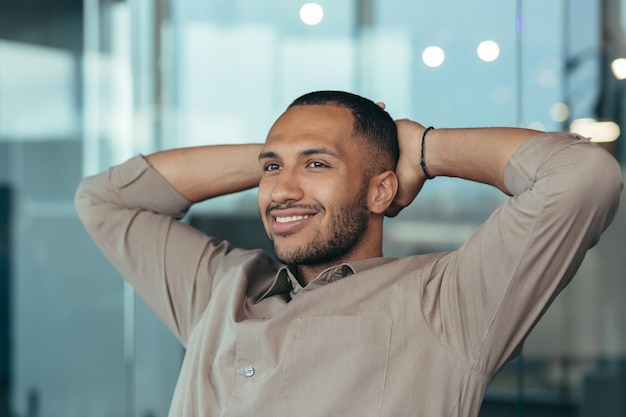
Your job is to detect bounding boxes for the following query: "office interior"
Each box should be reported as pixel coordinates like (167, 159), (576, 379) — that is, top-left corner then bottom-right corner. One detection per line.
(0, 0), (625, 416)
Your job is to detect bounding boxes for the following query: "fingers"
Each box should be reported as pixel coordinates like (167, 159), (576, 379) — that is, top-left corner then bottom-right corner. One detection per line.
(385, 204), (402, 217)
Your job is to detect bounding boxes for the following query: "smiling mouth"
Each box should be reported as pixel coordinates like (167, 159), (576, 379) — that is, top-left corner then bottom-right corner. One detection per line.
(275, 214), (312, 223)
(270, 212), (317, 237)
(267, 203), (323, 235)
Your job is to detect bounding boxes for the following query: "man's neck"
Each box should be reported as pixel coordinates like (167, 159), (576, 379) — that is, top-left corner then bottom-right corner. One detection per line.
(295, 227), (385, 286)
(297, 264), (333, 286)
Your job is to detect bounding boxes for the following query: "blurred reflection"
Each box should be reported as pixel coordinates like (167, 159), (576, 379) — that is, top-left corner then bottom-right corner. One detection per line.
(0, 41), (78, 141)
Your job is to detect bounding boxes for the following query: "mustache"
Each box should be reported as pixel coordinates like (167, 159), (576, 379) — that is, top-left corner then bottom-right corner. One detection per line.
(266, 202), (325, 216)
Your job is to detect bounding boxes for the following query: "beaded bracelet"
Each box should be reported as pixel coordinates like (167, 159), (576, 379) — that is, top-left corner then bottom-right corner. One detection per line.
(420, 126), (435, 180)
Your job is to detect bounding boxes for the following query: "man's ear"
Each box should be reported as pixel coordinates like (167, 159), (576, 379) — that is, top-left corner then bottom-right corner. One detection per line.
(368, 170), (398, 215)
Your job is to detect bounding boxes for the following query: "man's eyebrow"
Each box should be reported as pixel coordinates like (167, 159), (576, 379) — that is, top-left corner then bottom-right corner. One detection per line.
(300, 147), (340, 158)
(258, 147), (340, 161)
(258, 151), (278, 161)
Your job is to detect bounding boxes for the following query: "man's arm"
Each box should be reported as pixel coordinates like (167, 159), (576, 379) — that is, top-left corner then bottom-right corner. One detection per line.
(145, 144), (263, 202)
(75, 144), (265, 344)
(387, 120), (540, 216)
(389, 120), (622, 373)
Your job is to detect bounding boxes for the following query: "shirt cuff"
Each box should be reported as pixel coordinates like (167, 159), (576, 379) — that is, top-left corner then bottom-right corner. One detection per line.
(504, 131), (590, 195)
(110, 154), (192, 218)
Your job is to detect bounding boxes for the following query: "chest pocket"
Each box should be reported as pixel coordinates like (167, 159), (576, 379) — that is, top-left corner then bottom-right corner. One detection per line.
(280, 316), (392, 417)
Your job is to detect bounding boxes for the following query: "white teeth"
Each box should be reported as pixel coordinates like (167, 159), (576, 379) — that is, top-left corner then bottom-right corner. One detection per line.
(275, 215), (310, 223)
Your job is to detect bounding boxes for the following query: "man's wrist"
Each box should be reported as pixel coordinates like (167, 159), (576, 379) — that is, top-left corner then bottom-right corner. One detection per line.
(420, 126), (436, 180)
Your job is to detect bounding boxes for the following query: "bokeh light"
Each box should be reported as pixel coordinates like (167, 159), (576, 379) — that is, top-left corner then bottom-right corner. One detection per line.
(422, 46), (445, 68)
(477, 40), (500, 62)
(549, 102), (570, 122)
(299, 3), (324, 26)
(611, 58), (626, 80)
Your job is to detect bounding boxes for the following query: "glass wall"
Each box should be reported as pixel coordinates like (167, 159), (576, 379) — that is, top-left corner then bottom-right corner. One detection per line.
(1, 0), (624, 416)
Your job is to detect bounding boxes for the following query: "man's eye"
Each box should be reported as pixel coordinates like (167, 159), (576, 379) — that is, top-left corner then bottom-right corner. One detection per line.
(264, 163), (281, 172)
(308, 161), (328, 168)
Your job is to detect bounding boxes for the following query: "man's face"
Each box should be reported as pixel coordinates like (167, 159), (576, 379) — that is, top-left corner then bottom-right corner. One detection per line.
(258, 104), (371, 266)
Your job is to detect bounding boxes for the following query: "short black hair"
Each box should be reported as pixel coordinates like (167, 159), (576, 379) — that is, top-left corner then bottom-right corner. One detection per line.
(288, 90), (399, 177)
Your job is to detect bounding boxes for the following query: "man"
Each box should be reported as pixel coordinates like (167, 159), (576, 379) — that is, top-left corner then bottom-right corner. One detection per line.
(76, 91), (621, 417)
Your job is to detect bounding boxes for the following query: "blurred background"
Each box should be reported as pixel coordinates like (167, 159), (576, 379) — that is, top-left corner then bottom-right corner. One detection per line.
(0, 0), (625, 416)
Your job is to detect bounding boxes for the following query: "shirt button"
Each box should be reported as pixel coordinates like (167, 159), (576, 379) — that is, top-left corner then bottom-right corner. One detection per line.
(244, 366), (255, 377)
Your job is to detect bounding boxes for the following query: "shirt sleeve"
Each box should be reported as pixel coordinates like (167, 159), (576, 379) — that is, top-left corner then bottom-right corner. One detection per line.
(421, 132), (622, 374)
(75, 155), (248, 345)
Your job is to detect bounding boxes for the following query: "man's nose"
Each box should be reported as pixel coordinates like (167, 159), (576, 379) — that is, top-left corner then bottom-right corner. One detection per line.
(270, 169), (304, 203)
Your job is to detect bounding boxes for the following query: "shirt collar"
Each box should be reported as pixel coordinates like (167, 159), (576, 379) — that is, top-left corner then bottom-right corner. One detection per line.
(259, 257), (396, 301)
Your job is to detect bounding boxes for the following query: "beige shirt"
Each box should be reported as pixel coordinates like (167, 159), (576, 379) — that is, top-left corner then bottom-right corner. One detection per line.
(75, 132), (621, 417)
